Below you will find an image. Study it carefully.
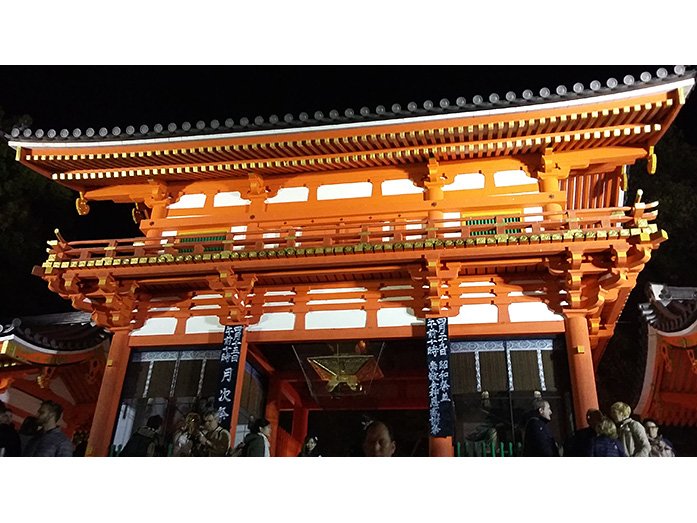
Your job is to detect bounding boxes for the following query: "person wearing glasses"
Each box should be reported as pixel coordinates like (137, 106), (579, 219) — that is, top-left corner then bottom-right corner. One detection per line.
(643, 419), (676, 457)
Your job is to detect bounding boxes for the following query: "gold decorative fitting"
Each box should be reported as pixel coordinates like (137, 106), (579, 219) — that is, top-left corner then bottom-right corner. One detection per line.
(647, 146), (657, 175)
(76, 192), (90, 216)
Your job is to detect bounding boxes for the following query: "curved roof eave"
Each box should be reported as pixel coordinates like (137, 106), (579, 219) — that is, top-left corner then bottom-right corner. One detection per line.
(6, 73), (695, 151)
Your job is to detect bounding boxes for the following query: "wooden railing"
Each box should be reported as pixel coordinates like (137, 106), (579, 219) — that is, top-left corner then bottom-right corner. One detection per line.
(44, 203), (657, 265)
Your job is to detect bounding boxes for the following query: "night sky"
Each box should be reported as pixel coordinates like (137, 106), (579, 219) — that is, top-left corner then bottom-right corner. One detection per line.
(2, 65), (696, 143)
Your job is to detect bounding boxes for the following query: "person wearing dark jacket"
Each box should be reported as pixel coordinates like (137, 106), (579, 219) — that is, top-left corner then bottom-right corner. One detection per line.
(119, 415), (163, 457)
(591, 417), (627, 457)
(523, 398), (559, 457)
(0, 405), (22, 457)
(23, 400), (73, 457)
(242, 417), (271, 457)
(563, 408), (604, 457)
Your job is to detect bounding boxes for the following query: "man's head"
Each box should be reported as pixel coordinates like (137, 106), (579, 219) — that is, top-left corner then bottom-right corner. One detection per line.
(0, 405), (12, 426)
(609, 402), (631, 423)
(643, 418), (660, 439)
(146, 415), (163, 430)
(586, 408), (603, 429)
(362, 421), (396, 457)
(202, 411), (219, 432)
(533, 398), (552, 421)
(37, 400), (63, 429)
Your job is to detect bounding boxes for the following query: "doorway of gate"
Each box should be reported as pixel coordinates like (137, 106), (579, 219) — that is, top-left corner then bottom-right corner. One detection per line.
(308, 409), (430, 457)
(251, 338), (430, 456)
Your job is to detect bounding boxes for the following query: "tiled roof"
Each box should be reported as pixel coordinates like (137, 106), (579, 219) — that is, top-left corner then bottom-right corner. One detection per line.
(4, 66), (693, 144)
(0, 312), (110, 351)
(639, 283), (697, 333)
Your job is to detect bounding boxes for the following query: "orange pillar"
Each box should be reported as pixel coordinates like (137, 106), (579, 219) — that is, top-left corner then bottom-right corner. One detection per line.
(564, 313), (599, 428)
(85, 327), (131, 456)
(264, 378), (281, 455)
(429, 436), (454, 457)
(229, 330), (250, 438)
(291, 405), (308, 444)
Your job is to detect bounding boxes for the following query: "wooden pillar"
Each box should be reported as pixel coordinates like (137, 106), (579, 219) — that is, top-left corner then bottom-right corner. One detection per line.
(85, 327), (131, 457)
(429, 436), (454, 457)
(291, 405), (308, 444)
(564, 313), (599, 428)
(229, 331), (250, 437)
(264, 378), (281, 455)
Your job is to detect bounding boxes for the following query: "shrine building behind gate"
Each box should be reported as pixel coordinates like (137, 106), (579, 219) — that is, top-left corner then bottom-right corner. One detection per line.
(4, 66), (694, 456)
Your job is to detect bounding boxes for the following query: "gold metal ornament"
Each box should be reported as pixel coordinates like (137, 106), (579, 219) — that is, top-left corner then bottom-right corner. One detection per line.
(76, 192), (90, 215)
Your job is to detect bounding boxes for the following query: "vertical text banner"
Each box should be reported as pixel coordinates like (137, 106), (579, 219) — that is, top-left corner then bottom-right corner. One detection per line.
(426, 317), (454, 437)
(214, 324), (244, 432)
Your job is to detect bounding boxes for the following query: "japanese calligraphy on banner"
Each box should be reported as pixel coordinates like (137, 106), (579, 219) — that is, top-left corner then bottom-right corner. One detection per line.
(214, 324), (244, 432)
(425, 317), (454, 437)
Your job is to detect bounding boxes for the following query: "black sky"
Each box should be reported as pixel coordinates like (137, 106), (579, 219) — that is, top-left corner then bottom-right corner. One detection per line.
(2, 65), (695, 144)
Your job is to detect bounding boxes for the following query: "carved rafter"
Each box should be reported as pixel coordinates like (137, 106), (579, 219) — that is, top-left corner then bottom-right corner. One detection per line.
(205, 266), (258, 325)
(409, 255), (461, 317)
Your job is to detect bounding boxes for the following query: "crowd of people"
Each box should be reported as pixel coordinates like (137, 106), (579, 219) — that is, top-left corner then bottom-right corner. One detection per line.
(523, 398), (676, 457)
(0, 399), (74, 456)
(0, 397), (676, 458)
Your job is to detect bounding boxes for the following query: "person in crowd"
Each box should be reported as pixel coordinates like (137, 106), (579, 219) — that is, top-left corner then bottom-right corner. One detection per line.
(172, 412), (201, 457)
(18, 416), (41, 455)
(522, 398), (559, 457)
(0, 403), (21, 457)
(119, 415), (163, 457)
(362, 420), (396, 457)
(23, 400), (73, 457)
(591, 416), (627, 457)
(643, 419), (676, 457)
(609, 402), (650, 457)
(298, 435), (321, 457)
(563, 408), (604, 457)
(195, 411), (231, 457)
(242, 417), (272, 457)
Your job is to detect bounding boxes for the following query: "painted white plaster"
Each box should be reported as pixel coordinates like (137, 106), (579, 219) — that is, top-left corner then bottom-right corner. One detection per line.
(442, 173), (485, 191)
(308, 287), (367, 294)
(317, 182), (372, 200)
(493, 169), (537, 187)
(214, 191), (251, 207)
(449, 304), (499, 324)
(377, 307), (424, 327)
(381, 179), (424, 196)
(168, 193), (207, 209)
(305, 310), (367, 329)
(265, 187), (310, 203)
(49, 377), (75, 405)
(131, 317), (178, 336)
(247, 312), (296, 331)
(185, 315), (225, 334)
(508, 302), (563, 322)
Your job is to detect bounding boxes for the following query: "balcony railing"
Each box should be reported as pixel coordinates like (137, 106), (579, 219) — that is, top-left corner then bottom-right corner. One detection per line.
(43, 203), (657, 268)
